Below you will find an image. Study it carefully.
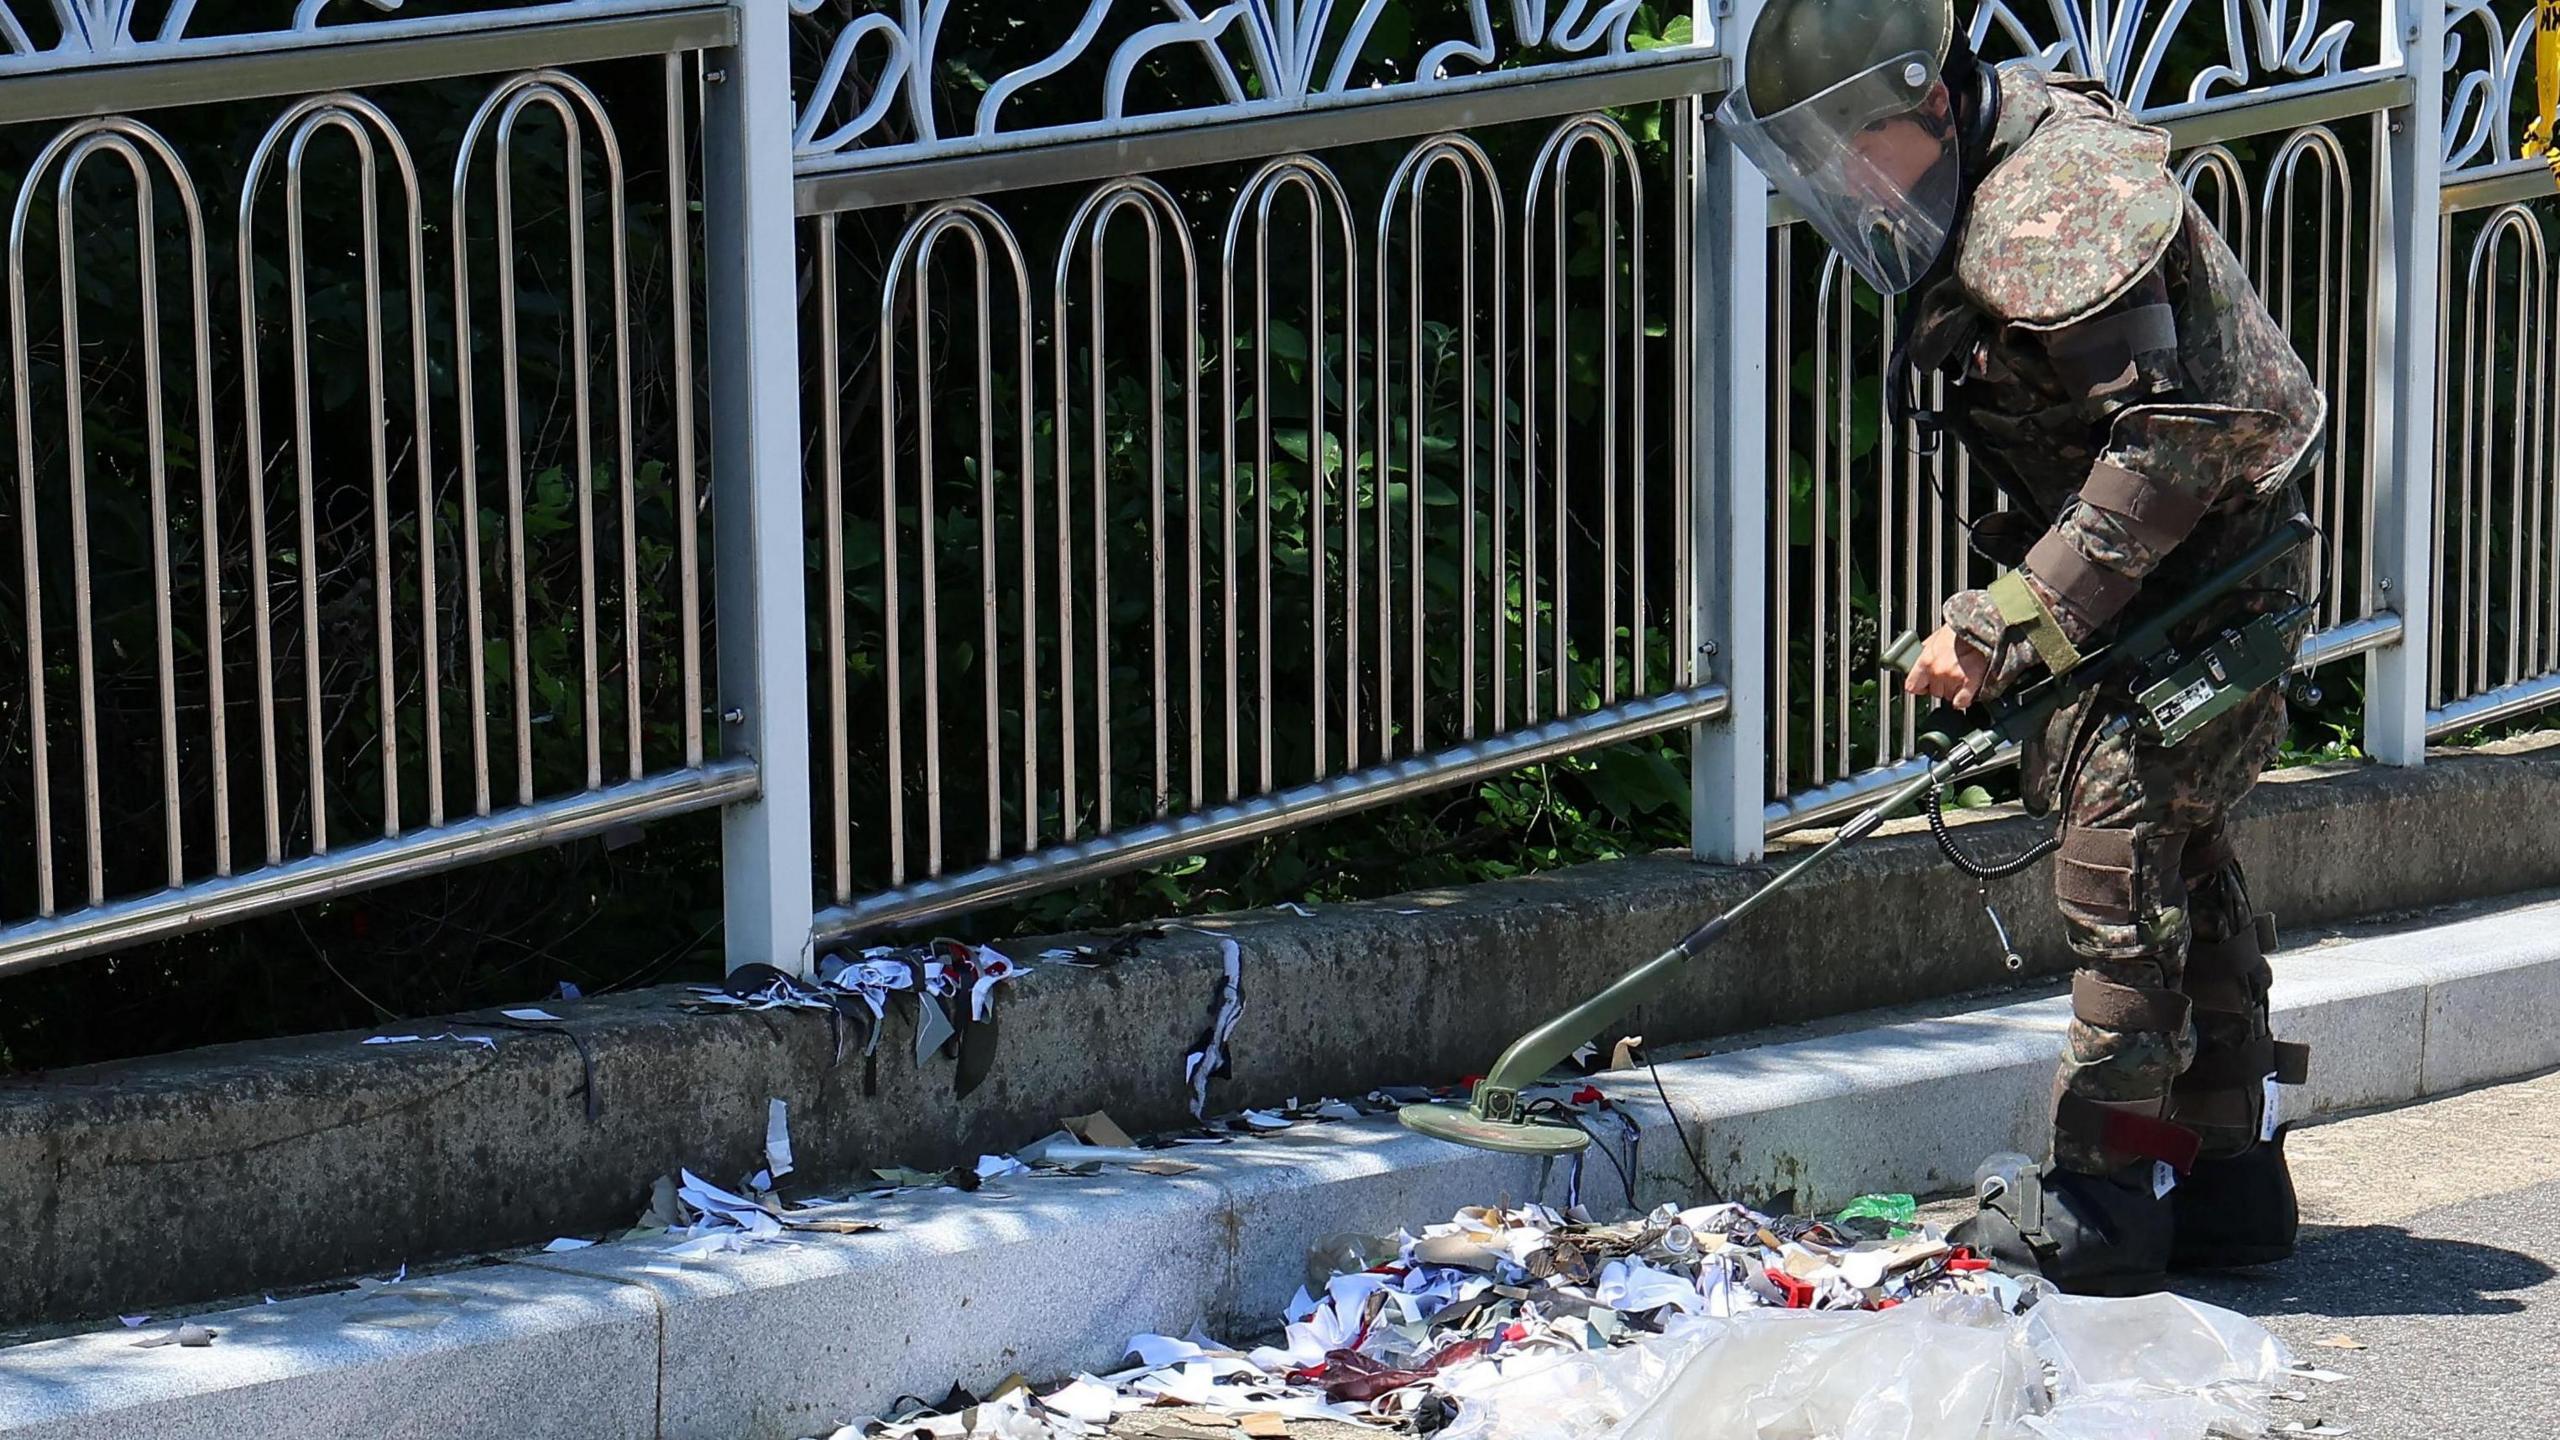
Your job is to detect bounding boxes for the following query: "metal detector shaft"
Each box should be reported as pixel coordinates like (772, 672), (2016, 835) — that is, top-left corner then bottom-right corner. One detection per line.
(1432, 514), (2314, 1137)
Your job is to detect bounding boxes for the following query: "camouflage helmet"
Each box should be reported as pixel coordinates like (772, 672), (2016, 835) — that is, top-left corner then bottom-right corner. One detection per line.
(1741, 0), (1958, 120)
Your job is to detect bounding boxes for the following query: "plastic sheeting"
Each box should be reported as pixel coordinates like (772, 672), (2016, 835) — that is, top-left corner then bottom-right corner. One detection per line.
(1441, 1291), (2292, 1440)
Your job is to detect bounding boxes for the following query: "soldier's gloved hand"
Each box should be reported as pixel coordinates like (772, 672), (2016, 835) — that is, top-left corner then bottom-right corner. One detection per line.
(1903, 623), (1991, 711)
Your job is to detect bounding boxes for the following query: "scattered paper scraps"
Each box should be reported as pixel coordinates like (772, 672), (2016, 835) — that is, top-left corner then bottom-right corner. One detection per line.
(908, 1197), (2284, 1438)
(1273, 903), (1316, 918)
(693, 943), (1027, 1081)
(544, 1237), (596, 1253)
(2312, 1333), (2369, 1350)
(133, 1322), (216, 1349)
(1609, 1035), (1646, 1071)
(874, 1167), (955, 1190)
(788, 1217), (885, 1236)
(362, 1033), (496, 1051)
(1183, 938), (1246, 1120)
(1063, 1111), (1138, 1149)
(117, 1314), (149, 1328)
(500, 1008), (564, 1022)
(640, 1174), (682, 1230)
(767, 1098), (797, 1179)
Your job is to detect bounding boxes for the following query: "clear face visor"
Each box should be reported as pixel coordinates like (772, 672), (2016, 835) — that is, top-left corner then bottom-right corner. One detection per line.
(1716, 51), (1962, 295)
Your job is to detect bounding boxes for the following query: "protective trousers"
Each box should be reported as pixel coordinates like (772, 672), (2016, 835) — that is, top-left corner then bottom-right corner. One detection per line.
(2033, 679), (2308, 1179)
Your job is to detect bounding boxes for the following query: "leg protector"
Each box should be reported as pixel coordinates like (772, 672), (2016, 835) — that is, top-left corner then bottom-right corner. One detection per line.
(2167, 829), (2309, 1269)
(2050, 824), (2199, 1174)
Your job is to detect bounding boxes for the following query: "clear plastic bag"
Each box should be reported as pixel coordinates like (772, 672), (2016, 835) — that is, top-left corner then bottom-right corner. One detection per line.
(1434, 1316), (1724, 1440)
(2019, 1292), (2292, 1439)
(1613, 1296), (2036, 1440)
(1438, 1291), (2292, 1440)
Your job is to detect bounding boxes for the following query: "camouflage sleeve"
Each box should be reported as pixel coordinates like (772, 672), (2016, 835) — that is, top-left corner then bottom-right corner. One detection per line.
(1941, 252), (2299, 700)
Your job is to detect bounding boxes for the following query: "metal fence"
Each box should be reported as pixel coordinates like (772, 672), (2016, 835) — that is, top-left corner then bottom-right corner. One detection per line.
(0, 0), (747, 974)
(0, 0), (2533, 977)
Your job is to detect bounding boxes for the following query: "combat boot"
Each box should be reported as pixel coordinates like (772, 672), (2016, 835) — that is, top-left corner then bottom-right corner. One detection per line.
(2171, 1128), (2298, 1269)
(2164, 901), (2310, 1271)
(1949, 1151), (2177, 1297)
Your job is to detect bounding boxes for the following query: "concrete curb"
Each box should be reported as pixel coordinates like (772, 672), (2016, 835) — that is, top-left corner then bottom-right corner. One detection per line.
(8, 894), (2560, 1440)
(12, 735), (2560, 1328)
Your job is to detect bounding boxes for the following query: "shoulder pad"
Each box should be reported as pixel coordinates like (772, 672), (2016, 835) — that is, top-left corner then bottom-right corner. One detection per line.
(1957, 108), (2182, 328)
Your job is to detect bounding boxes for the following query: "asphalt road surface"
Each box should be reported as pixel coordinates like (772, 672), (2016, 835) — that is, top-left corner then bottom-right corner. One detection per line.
(2167, 1068), (2560, 1439)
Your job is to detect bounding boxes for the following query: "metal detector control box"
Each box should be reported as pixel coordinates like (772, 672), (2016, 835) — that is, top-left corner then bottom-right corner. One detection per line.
(2130, 606), (2307, 748)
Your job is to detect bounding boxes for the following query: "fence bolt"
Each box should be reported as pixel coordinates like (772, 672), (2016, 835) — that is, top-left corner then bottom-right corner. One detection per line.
(706, 67), (729, 83)
(1702, 640), (1721, 657)
(722, 707), (746, 725)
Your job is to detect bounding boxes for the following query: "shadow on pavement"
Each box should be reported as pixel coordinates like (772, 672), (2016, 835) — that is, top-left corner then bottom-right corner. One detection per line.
(2177, 1223), (2554, 1318)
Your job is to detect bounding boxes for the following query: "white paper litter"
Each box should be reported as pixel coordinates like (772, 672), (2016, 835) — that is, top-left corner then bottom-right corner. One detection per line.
(1014, 1133), (1156, 1168)
(767, 1098), (796, 1179)
(544, 1237), (596, 1253)
(1594, 1258), (1707, 1316)
(675, 1168), (785, 1247)
(976, 1154), (1032, 1180)
(362, 1033), (495, 1051)
(500, 1008), (563, 1022)
(1126, 1334), (1219, 1368)
(967, 947), (1023, 1022)
(1039, 1378), (1128, 1426)
(1183, 938), (1246, 1119)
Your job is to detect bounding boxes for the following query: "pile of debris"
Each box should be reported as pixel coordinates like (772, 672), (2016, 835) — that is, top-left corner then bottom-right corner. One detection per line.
(809, 1196), (2319, 1440)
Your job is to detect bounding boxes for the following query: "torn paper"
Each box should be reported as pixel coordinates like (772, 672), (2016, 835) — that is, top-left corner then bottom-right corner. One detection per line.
(362, 1033), (496, 1052)
(1064, 1111), (1138, 1148)
(767, 1097), (796, 1179)
(500, 1008), (563, 1022)
(1183, 937), (1246, 1119)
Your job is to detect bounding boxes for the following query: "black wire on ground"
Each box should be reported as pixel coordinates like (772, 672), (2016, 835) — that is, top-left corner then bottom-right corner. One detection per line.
(1536, 1100), (1638, 1212)
(1644, 1048), (1718, 1202)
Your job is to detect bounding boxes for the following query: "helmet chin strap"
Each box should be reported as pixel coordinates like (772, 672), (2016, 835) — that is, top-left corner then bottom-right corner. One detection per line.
(1949, 41), (2000, 203)
(1898, 42), (1999, 302)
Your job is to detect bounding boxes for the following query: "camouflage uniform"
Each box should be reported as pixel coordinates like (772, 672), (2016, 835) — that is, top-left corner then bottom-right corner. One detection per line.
(1896, 64), (2319, 1176)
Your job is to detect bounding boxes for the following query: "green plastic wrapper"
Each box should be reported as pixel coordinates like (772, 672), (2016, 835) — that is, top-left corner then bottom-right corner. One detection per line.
(1836, 1193), (1917, 1225)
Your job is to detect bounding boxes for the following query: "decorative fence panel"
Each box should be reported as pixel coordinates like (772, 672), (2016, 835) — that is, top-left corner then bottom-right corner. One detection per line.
(0, 1), (745, 976)
(0, 0), (2531, 976)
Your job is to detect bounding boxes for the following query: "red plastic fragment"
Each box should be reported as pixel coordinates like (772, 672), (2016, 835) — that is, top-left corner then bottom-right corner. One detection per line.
(1769, 1269), (1817, 1308)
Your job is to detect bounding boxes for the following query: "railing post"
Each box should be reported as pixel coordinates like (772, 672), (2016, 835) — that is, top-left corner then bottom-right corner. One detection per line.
(2365, 0), (2443, 765)
(703, 0), (817, 975)
(1689, 12), (1770, 866)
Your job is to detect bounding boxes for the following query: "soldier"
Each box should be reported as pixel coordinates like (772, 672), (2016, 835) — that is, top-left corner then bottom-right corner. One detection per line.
(1717, 0), (2321, 1294)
